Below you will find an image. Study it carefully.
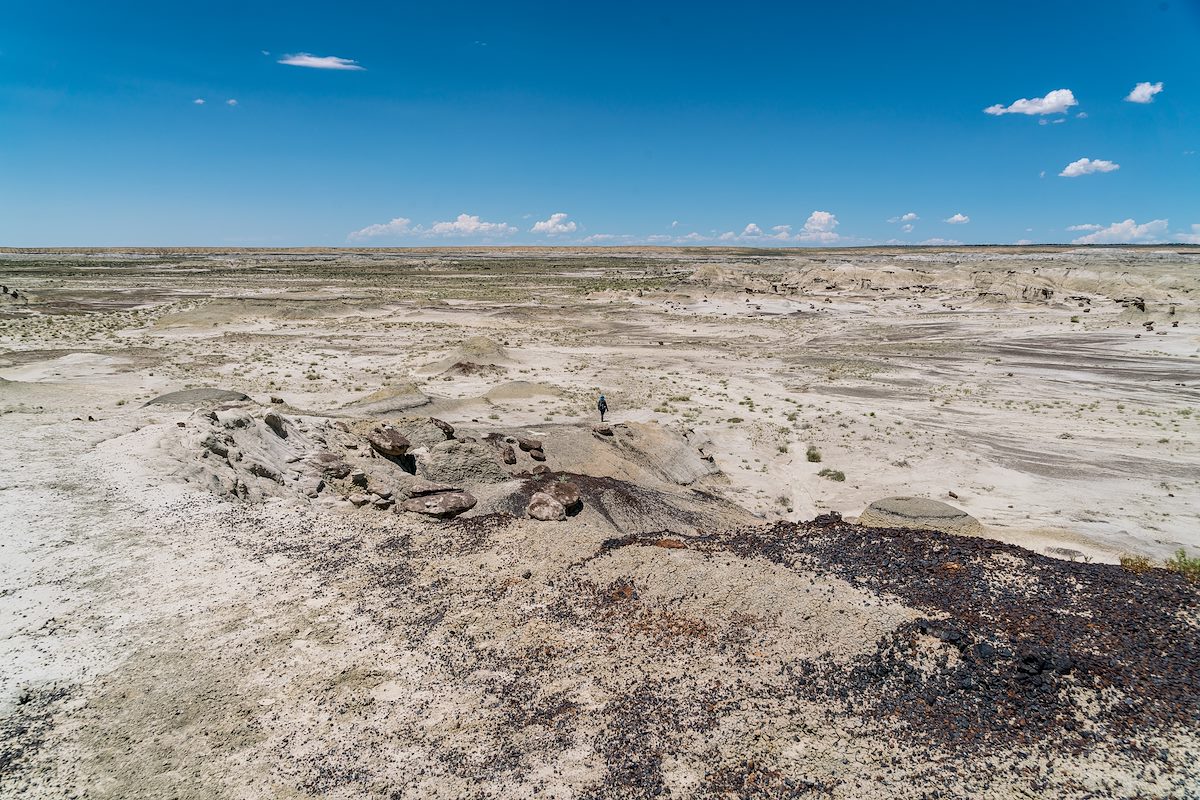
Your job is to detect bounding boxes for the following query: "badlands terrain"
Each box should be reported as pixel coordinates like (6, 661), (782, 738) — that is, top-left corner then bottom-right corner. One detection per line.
(1, 245), (1199, 798)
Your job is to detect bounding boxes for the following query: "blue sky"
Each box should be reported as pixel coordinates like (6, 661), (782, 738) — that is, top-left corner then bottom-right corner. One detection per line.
(1, 1), (1198, 247)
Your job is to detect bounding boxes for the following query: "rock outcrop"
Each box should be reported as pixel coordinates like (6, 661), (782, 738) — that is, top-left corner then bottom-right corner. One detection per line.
(857, 496), (983, 536)
(401, 491), (477, 518)
(367, 425), (410, 457)
(145, 388), (252, 407)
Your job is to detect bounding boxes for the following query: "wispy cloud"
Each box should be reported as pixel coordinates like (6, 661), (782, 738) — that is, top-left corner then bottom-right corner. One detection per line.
(581, 233), (635, 244)
(887, 212), (919, 223)
(278, 53), (365, 71)
(901, 223), (914, 233)
(530, 212), (578, 235)
(348, 217), (413, 241)
(1059, 157), (1119, 177)
(1177, 224), (1200, 244)
(226, 99), (238, 106)
(944, 213), (970, 224)
(919, 238), (962, 246)
(984, 89), (1077, 116)
(1125, 81), (1163, 104)
(193, 98), (205, 105)
(1066, 224), (1102, 232)
(1071, 218), (1167, 244)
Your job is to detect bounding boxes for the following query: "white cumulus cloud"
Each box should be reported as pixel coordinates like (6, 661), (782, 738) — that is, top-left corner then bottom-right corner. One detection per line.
(226, 99), (238, 106)
(1071, 218), (1168, 244)
(984, 89), (1077, 116)
(798, 210), (839, 242)
(887, 212), (919, 223)
(1125, 81), (1163, 103)
(1059, 158), (1120, 177)
(741, 223), (764, 237)
(427, 213), (517, 237)
(193, 98), (205, 105)
(348, 217), (413, 241)
(530, 212), (577, 235)
(278, 53), (365, 71)
(944, 213), (970, 224)
(1066, 224), (1102, 232)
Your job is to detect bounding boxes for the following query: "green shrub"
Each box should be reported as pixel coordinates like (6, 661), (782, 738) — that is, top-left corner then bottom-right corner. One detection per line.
(817, 468), (845, 482)
(1164, 549), (1200, 582)
(806, 446), (822, 463)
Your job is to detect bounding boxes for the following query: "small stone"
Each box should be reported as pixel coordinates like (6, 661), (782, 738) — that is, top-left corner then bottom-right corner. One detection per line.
(517, 436), (543, 452)
(592, 424), (614, 436)
(429, 418), (455, 439)
(529, 448), (546, 462)
(501, 445), (517, 465)
(270, 396), (284, 405)
(348, 493), (370, 507)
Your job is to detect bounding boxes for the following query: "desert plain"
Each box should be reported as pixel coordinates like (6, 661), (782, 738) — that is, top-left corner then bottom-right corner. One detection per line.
(1, 245), (1199, 798)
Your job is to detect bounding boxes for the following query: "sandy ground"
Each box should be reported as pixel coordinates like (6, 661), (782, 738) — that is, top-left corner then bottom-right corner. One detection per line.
(2, 246), (1199, 798)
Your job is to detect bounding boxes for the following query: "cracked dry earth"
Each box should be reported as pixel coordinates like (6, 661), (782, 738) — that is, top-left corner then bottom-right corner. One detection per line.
(2, 246), (1200, 799)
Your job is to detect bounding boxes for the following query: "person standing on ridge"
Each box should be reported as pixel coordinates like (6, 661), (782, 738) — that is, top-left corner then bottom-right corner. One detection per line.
(597, 394), (609, 422)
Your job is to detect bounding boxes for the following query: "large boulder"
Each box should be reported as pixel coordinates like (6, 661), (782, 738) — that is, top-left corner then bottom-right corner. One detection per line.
(543, 481), (582, 514)
(419, 440), (511, 484)
(401, 491), (477, 518)
(527, 492), (566, 521)
(390, 417), (459, 449)
(516, 436), (543, 452)
(857, 496), (983, 536)
(367, 425), (411, 457)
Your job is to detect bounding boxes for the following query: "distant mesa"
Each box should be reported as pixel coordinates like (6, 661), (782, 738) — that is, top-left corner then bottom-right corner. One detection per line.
(857, 496), (983, 536)
(145, 388), (252, 407)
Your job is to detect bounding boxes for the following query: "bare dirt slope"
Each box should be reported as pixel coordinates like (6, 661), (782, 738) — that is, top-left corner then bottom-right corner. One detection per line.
(2, 246), (1199, 798)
